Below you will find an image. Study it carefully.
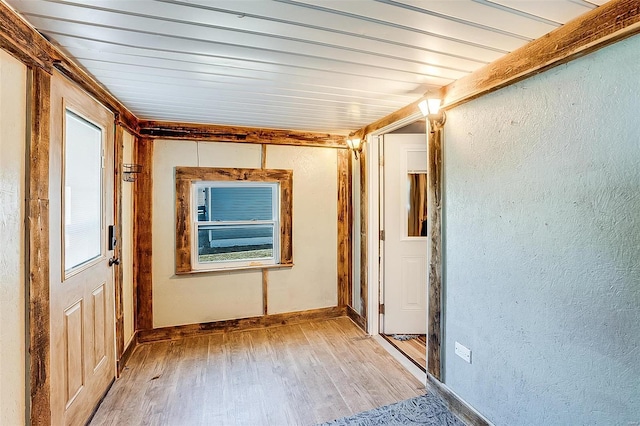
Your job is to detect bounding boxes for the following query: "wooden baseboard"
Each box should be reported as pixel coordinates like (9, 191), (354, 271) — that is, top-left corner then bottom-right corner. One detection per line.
(138, 306), (348, 343)
(346, 305), (366, 331)
(117, 331), (138, 375)
(426, 374), (493, 426)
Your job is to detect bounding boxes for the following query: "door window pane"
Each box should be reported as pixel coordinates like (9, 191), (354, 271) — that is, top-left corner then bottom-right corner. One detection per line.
(407, 173), (427, 237)
(64, 111), (103, 271)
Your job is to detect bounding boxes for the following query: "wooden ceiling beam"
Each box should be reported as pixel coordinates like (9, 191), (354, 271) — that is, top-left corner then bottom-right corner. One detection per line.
(0, 0), (139, 134)
(352, 0), (640, 140)
(441, 0), (640, 109)
(138, 120), (347, 148)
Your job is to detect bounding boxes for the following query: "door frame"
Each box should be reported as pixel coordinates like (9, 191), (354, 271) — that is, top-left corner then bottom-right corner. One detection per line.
(365, 111), (443, 379)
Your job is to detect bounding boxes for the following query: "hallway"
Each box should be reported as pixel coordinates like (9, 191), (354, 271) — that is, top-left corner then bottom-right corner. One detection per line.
(90, 318), (426, 425)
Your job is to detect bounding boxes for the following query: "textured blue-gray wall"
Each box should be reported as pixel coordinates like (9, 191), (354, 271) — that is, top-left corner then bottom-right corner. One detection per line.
(443, 34), (640, 425)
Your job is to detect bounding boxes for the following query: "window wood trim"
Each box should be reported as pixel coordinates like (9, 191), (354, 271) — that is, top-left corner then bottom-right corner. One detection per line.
(175, 166), (293, 274)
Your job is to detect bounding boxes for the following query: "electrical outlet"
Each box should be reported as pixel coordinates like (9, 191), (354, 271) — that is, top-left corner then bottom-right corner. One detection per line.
(455, 342), (472, 363)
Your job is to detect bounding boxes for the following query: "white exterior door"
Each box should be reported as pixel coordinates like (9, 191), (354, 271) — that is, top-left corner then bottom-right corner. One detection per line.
(382, 133), (428, 334)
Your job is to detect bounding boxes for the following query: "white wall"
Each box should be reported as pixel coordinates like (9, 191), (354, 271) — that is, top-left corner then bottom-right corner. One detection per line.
(443, 34), (640, 425)
(152, 140), (338, 327)
(122, 130), (135, 345)
(0, 49), (27, 426)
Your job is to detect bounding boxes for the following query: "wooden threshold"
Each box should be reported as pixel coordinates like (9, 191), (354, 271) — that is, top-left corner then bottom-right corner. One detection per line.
(137, 306), (348, 343)
(381, 334), (427, 372)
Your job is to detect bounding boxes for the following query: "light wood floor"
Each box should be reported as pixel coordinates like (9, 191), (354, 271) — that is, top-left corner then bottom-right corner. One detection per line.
(382, 335), (427, 371)
(90, 317), (425, 426)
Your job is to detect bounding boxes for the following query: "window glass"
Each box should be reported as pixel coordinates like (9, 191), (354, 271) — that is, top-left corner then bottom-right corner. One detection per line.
(407, 173), (427, 237)
(64, 110), (103, 272)
(193, 182), (278, 268)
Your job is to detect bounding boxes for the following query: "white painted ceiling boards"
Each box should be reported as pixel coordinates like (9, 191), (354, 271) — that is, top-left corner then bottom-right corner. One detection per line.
(7, 0), (607, 134)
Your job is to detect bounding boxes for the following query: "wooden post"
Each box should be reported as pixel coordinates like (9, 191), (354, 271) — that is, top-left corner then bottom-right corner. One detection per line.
(337, 149), (352, 306)
(28, 67), (52, 426)
(359, 148), (368, 327)
(114, 124), (125, 370)
(134, 137), (154, 331)
(427, 114), (445, 380)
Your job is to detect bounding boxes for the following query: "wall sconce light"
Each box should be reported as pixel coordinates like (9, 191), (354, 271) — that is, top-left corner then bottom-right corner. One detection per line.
(122, 163), (142, 182)
(418, 98), (446, 132)
(347, 137), (362, 160)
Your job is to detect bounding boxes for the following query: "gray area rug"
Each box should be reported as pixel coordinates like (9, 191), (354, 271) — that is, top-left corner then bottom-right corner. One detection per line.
(318, 393), (465, 426)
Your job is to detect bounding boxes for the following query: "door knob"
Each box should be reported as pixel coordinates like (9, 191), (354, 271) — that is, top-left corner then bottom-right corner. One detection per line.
(108, 257), (120, 266)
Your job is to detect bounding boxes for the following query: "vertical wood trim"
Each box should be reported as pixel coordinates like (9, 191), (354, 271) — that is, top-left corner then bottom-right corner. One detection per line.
(359, 149), (368, 326)
(427, 121), (444, 380)
(262, 269), (268, 315)
(134, 137), (153, 330)
(337, 149), (352, 306)
(261, 144), (267, 169)
(28, 67), (51, 426)
(114, 125), (124, 362)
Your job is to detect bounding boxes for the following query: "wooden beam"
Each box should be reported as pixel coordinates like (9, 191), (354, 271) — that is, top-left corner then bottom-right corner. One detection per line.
(138, 120), (347, 148)
(134, 137), (153, 331)
(351, 98), (423, 141)
(337, 149), (352, 306)
(427, 119), (444, 380)
(359, 149), (368, 328)
(0, 1), (55, 72)
(52, 59), (138, 134)
(137, 306), (348, 343)
(28, 67), (51, 426)
(441, 0), (640, 108)
(114, 125), (125, 364)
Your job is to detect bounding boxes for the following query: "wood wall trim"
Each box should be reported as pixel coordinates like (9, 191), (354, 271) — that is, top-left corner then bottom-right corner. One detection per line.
(138, 120), (347, 148)
(0, 1), (54, 72)
(352, 98), (424, 141)
(359, 149), (368, 328)
(114, 125), (125, 361)
(137, 306), (348, 343)
(0, 1), (139, 134)
(441, 0), (640, 109)
(427, 120), (443, 380)
(134, 137), (153, 330)
(346, 305), (366, 332)
(426, 374), (492, 426)
(352, 0), (640, 140)
(117, 332), (138, 376)
(337, 149), (352, 306)
(28, 67), (51, 426)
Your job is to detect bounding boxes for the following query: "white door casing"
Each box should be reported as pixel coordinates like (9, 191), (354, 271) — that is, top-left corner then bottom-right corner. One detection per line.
(382, 133), (428, 334)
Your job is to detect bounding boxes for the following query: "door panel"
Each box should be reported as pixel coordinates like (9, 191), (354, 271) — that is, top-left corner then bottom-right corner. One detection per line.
(383, 133), (428, 334)
(50, 71), (116, 426)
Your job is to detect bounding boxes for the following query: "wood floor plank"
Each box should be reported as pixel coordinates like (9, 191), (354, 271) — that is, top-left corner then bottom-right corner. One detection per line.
(90, 317), (425, 426)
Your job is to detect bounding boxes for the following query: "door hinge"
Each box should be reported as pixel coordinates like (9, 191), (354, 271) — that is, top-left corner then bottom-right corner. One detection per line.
(379, 303), (385, 314)
(379, 230), (385, 241)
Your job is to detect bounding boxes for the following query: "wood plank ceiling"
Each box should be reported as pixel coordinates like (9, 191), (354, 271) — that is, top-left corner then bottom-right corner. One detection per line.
(7, 0), (607, 134)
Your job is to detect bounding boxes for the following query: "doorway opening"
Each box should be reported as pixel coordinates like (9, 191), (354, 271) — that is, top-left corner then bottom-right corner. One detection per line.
(376, 120), (428, 372)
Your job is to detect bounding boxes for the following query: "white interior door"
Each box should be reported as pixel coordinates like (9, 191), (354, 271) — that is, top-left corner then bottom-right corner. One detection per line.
(50, 72), (116, 425)
(382, 133), (428, 334)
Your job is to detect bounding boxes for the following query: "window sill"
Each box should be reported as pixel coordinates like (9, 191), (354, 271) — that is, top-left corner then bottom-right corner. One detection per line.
(175, 262), (294, 275)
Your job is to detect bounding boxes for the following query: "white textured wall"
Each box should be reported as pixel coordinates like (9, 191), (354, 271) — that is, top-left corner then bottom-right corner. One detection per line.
(266, 145), (338, 314)
(0, 49), (27, 426)
(152, 141), (338, 327)
(443, 35), (640, 425)
(122, 130), (135, 345)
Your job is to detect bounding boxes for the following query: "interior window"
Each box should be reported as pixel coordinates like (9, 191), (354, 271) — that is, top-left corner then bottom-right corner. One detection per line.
(175, 167), (293, 273)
